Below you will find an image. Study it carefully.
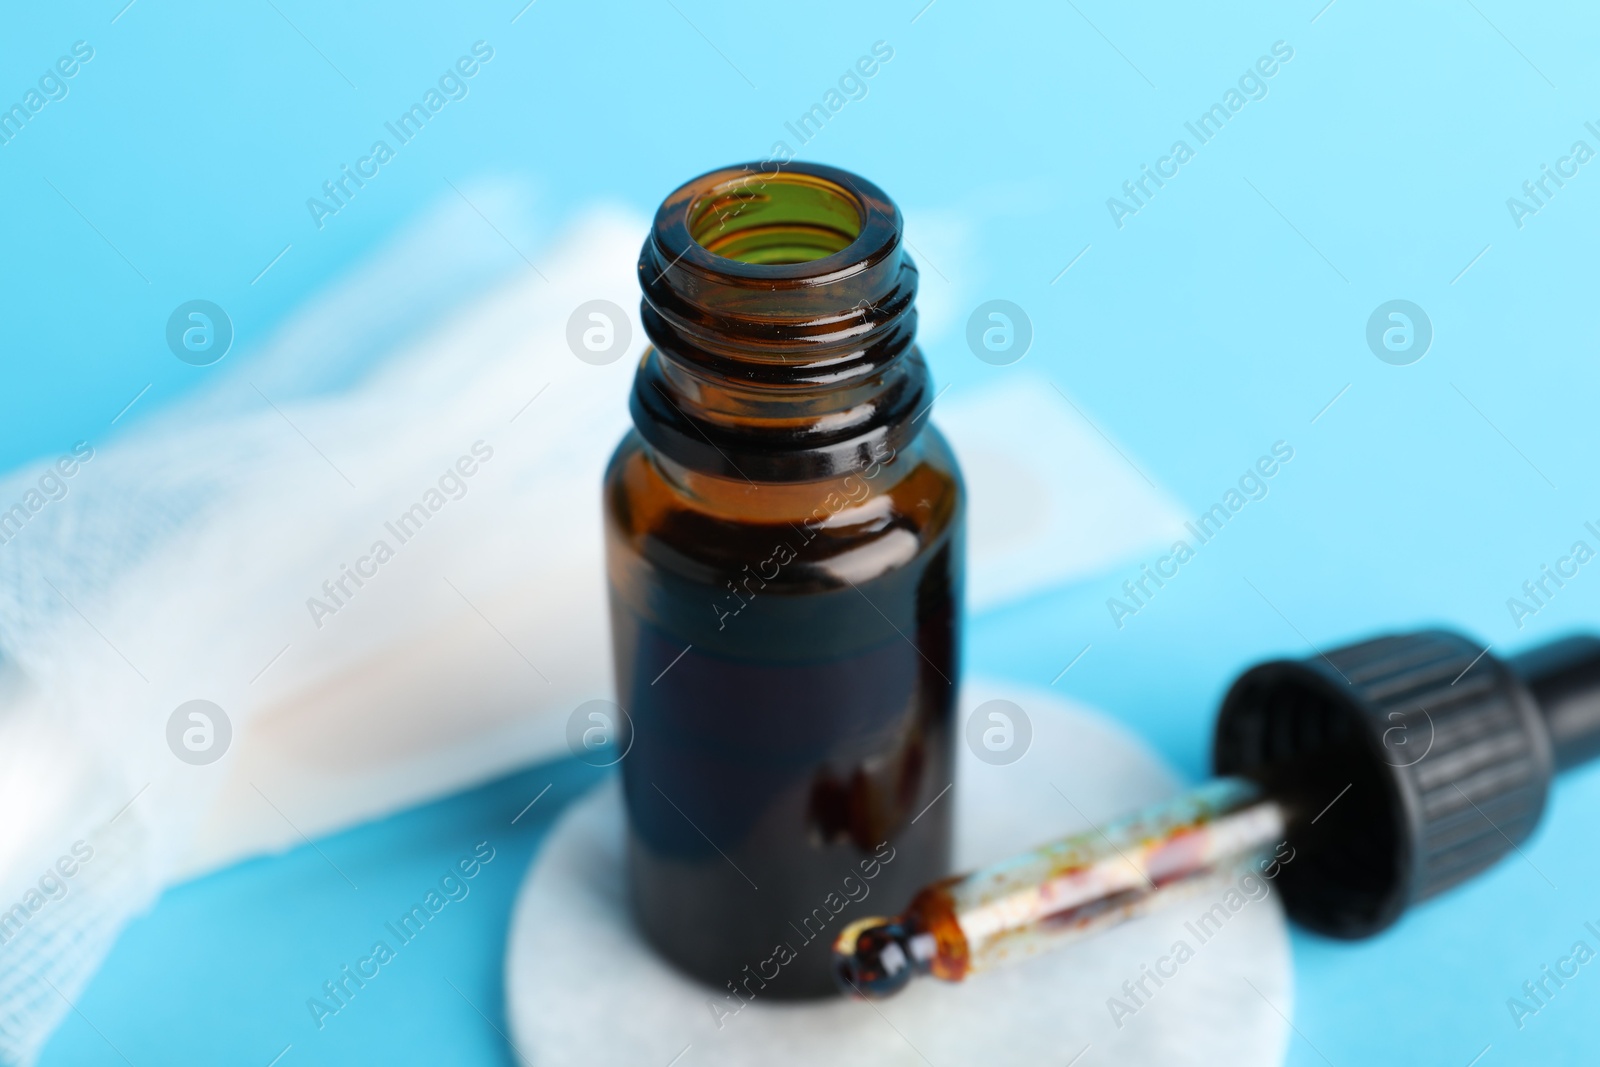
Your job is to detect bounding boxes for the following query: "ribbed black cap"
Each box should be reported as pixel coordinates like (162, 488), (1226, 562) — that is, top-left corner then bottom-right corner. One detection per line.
(1213, 629), (1555, 938)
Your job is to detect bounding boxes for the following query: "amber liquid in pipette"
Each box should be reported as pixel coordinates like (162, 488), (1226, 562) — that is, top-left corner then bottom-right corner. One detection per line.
(835, 778), (1289, 995)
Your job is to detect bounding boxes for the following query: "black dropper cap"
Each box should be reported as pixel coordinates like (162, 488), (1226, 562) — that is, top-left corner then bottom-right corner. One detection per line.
(1213, 629), (1600, 939)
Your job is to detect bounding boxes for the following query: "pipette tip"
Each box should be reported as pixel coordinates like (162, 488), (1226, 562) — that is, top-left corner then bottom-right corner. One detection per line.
(832, 917), (919, 999)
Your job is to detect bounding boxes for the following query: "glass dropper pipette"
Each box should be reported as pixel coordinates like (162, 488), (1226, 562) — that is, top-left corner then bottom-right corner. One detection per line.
(833, 777), (1288, 995)
(834, 629), (1600, 999)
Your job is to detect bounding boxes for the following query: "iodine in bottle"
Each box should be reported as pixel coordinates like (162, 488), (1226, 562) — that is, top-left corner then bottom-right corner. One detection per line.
(604, 162), (964, 997)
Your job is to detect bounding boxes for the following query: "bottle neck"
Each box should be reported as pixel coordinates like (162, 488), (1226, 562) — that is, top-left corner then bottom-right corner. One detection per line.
(630, 162), (929, 484)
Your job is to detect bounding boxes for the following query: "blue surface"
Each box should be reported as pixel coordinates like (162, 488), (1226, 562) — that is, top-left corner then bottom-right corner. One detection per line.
(8, 0), (1600, 1063)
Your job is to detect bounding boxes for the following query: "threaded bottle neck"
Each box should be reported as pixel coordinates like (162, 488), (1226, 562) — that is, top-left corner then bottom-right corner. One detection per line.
(632, 162), (928, 483)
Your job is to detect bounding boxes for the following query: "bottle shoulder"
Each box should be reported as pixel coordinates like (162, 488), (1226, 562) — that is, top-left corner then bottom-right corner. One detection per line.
(604, 428), (963, 590)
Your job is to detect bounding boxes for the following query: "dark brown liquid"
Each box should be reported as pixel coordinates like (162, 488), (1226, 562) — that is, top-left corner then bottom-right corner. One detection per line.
(605, 161), (963, 999)
(606, 432), (961, 997)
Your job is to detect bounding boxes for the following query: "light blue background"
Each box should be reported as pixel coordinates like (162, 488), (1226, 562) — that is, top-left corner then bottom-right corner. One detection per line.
(7, 0), (1600, 1063)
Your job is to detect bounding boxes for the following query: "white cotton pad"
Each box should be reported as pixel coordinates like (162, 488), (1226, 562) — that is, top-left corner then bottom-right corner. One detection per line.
(504, 680), (1292, 1066)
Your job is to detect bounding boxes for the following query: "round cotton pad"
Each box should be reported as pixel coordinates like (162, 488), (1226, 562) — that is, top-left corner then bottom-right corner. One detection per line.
(504, 680), (1292, 1066)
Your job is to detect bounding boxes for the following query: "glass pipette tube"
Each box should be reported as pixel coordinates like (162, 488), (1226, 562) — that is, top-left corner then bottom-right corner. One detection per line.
(832, 777), (1288, 997)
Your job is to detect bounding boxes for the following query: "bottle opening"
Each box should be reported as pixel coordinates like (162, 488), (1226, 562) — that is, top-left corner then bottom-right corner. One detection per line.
(688, 171), (863, 265)
(637, 161), (926, 481)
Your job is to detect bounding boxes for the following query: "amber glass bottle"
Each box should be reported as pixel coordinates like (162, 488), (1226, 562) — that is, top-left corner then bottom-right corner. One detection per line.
(603, 162), (964, 999)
